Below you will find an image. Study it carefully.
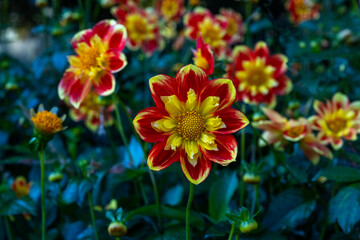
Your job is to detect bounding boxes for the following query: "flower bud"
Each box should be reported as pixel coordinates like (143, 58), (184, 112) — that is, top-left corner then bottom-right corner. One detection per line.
(243, 172), (261, 184)
(48, 172), (63, 182)
(240, 219), (258, 233)
(35, 0), (48, 8)
(108, 222), (127, 237)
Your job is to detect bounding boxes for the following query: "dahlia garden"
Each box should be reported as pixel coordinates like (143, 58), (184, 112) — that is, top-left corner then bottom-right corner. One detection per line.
(1, 0), (360, 239)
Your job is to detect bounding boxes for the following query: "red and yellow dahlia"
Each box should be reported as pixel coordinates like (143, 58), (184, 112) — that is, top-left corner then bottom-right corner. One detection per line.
(226, 41), (292, 105)
(133, 64), (249, 184)
(112, 2), (162, 55)
(157, 0), (184, 22)
(68, 91), (115, 132)
(253, 108), (332, 164)
(184, 7), (227, 57)
(216, 8), (244, 44)
(286, 0), (320, 25)
(58, 20), (127, 109)
(11, 176), (32, 198)
(309, 92), (360, 150)
(192, 36), (214, 76)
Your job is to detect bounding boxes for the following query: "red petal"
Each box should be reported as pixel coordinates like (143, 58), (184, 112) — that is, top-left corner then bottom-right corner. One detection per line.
(148, 140), (180, 171)
(108, 51), (127, 72)
(94, 71), (116, 96)
(254, 41), (270, 58)
(69, 79), (92, 109)
(174, 64), (208, 102)
(71, 29), (93, 49)
(180, 150), (211, 185)
(149, 74), (176, 108)
(58, 71), (77, 100)
(213, 108), (249, 134)
(133, 107), (169, 143)
(93, 19), (116, 40)
(201, 134), (238, 166)
(199, 78), (236, 111)
(108, 24), (127, 50)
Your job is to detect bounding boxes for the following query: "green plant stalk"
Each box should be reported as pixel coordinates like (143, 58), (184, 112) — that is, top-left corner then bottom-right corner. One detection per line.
(39, 148), (46, 240)
(87, 191), (100, 240)
(228, 222), (236, 240)
(149, 169), (162, 231)
(116, 238), (120, 240)
(352, 0), (360, 15)
(239, 104), (246, 207)
(256, 184), (260, 210)
(77, 0), (86, 29)
(4, 216), (13, 240)
(235, 234), (240, 240)
(186, 183), (195, 240)
(245, 0), (252, 45)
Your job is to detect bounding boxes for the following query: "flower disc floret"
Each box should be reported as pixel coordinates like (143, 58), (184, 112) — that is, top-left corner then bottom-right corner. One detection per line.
(31, 111), (63, 135)
(133, 64), (249, 184)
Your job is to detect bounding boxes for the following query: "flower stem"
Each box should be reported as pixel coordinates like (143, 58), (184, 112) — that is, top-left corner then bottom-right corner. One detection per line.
(149, 169), (162, 231)
(39, 148), (46, 240)
(87, 191), (100, 240)
(186, 182), (195, 240)
(4, 216), (13, 240)
(239, 104), (246, 207)
(228, 222), (236, 240)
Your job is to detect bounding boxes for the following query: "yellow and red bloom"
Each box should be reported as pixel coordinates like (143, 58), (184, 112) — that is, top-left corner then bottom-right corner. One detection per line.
(226, 41), (292, 105)
(253, 108), (332, 164)
(30, 104), (66, 137)
(184, 7), (227, 57)
(309, 92), (360, 150)
(68, 91), (115, 132)
(11, 176), (32, 198)
(112, 2), (162, 55)
(216, 8), (244, 44)
(192, 36), (214, 76)
(286, 0), (320, 25)
(133, 64), (249, 184)
(58, 20), (127, 109)
(157, 0), (184, 22)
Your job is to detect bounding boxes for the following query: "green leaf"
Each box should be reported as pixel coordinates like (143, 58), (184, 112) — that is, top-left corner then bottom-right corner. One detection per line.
(329, 184), (360, 234)
(124, 204), (204, 228)
(0, 195), (36, 216)
(209, 171), (238, 222)
(312, 166), (360, 183)
(263, 188), (316, 231)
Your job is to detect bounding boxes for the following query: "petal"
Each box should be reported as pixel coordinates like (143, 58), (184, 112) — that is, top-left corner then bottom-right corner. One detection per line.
(148, 140), (180, 171)
(149, 74), (176, 108)
(58, 71), (78, 100)
(174, 64), (208, 102)
(69, 79), (92, 109)
(212, 108), (249, 134)
(201, 134), (238, 166)
(71, 29), (93, 49)
(108, 23), (127, 50)
(180, 150), (211, 185)
(199, 78), (236, 112)
(343, 128), (357, 141)
(92, 19), (116, 40)
(133, 107), (170, 143)
(108, 51), (127, 72)
(331, 137), (343, 150)
(333, 92), (349, 108)
(94, 71), (116, 96)
(262, 108), (287, 123)
(161, 95), (184, 118)
(254, 41), (270, 58)
(313, 100), (326, 116)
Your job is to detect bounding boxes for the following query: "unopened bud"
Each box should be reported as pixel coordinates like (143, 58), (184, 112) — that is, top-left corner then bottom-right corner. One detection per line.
(108, 222), (127, 237)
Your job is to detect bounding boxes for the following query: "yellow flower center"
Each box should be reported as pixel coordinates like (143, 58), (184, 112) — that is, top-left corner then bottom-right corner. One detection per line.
(126, 14), (154, 42)
(31, 111), (63, 135)
(236, 57), (277, 96)
(326, 116), (347, 134)
(287, 125), (305, 138)
(193, 50), (209, 71)
(176, 111), (205, 140)
(161, 0), (178, 19)
(226, 18), (238, 36)
(198, 18), (225, 49)
(295, 0), (310, 15)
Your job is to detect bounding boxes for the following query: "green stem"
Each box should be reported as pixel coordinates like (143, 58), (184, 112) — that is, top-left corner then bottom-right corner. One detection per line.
(228, 222), (236, 240)
(112, 94), (134, 166)
(138, 177), (149, 205)
(87, 191), (100, 240)
(235, 234), (240, 240)
(245, 0), (252, 45)
(186, 183), (195, 240)
(255, 184), (260, 210)
(149, 170), (162, 231)
(77, 0), (86, 29)
(239, 104), (246, 207)
(39, 148), (46, 240)
(116, 238), (120, 240)
(4, 216), (13, 240)
(352, 0), (360, 16)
